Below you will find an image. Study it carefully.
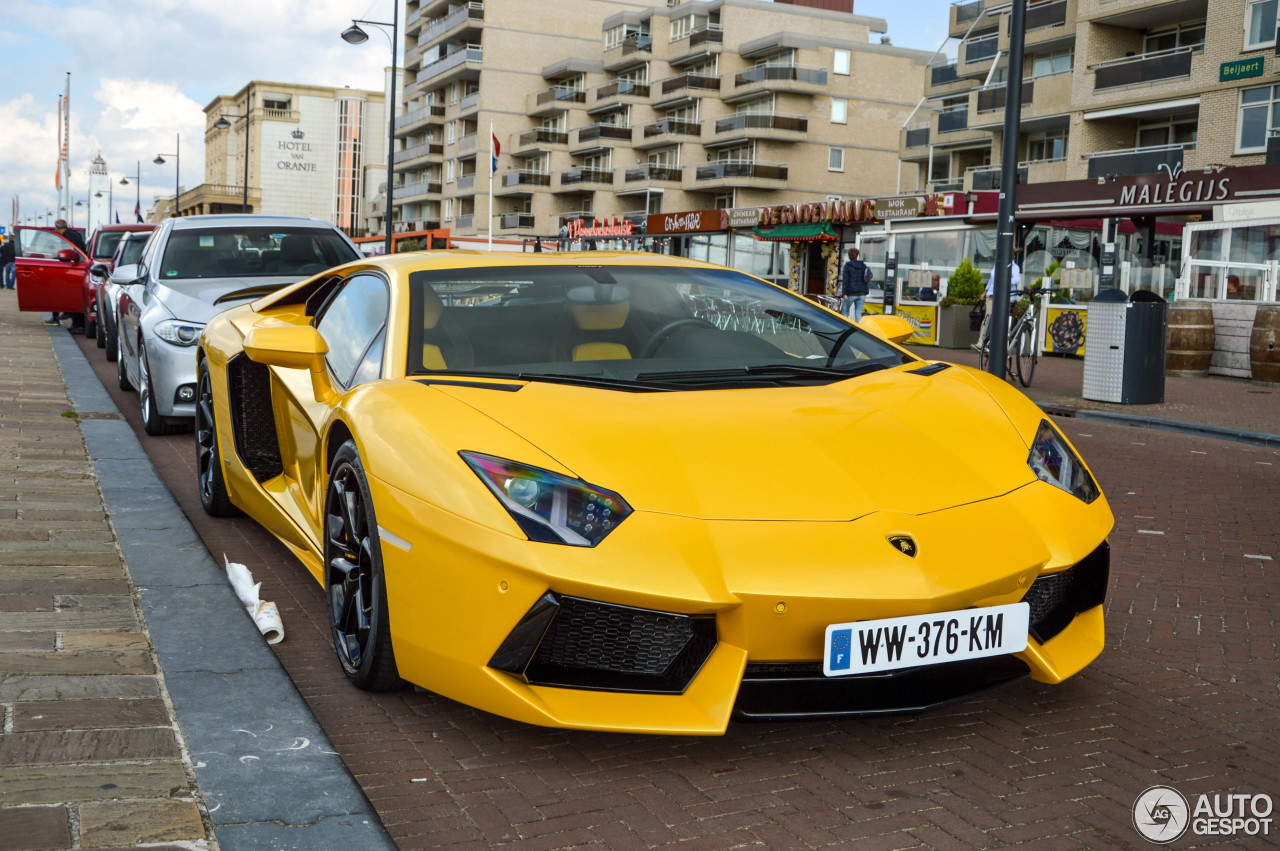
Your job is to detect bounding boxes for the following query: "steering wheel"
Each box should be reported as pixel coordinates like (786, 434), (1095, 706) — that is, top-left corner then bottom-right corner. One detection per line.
(639, 318), (717, 358)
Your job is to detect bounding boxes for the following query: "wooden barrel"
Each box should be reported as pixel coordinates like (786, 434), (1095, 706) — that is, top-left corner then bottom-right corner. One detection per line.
(1250, 305), (1280, 386)
(1166, 302), (1215, 375)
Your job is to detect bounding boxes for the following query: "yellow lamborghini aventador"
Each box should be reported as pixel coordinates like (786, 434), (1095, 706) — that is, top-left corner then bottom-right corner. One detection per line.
(196, 251), (1113, 735)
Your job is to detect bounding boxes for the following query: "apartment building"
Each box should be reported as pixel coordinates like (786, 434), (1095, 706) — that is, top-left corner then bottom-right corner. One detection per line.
(394, 0), (930, 238)
(901, 0), (1280, 193)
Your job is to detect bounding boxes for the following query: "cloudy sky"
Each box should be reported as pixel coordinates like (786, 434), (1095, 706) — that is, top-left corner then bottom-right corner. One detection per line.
(0, 0), (952, 229)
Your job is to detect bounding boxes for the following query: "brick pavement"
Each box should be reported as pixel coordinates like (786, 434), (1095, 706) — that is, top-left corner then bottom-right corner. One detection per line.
(0, 298), (214, 850)
(26, 302), (1280, 849)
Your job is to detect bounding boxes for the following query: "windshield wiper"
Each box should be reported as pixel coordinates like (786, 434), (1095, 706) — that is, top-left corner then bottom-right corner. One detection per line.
(636, 361), (888, 384)
(515, 372), (675, 392)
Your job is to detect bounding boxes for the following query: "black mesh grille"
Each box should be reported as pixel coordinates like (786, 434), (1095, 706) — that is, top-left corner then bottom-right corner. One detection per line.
(1024, 541), (1110, 644)
(1023, 569), (1072, 626)
(522, 596), (716, 694)
(227, 355), (283, 482)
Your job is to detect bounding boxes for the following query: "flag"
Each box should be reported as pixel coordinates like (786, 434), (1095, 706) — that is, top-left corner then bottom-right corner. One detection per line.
(491, 132), (500, 174)
(134, 201), (142, 223)
(115, 211), (120, 224)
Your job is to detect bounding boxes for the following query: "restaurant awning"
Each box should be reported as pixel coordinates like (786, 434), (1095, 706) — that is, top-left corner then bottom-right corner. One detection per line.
(753, 221), (839, 242)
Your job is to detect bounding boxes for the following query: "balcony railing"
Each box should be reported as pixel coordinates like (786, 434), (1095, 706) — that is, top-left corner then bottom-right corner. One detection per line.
(575, 123), (633, 144)
(503, 171), (552, 187)
(457, 214), (474, 230)
(938, 108), (969, 132)
(559, 209), (595, 225)
(695, 161), (787, 181)
(595, 80), (651, 100)
(1087, 143), (1188, 179)
(689, 25), (724, 47)
(459, 91), (479, 111)
(393, 142), (443, 163)
(392, 180), (442, 200)
(963, 34), (998, 64)
(659, 73), (721, 94)
(534, 86), (586, 106)
(457, 173), (476, 192)
(620, 32), (653, 55)
(932, 181), (964, 192)
(458, 133), (477, 151)
(643, 119), (701, 138)
(1094, 46), (1195, 90)
(968, 165), (1028, 190)
(516, 128), (568, 147)
(1026, 0), (1066, 31)
(712, 113), (808, 134)
(930, 62), (960, 87)
(975, 80), (1034, 112)
(499, 213), (535, 229)
(419, 44), (482, 82)
(904, 125), (930, 148)
(955, 0), (984, 24)
(559, 167), (614, 186)
(733, 63), (827, 87)
(421, 2), (484, 43)
(395, 103), (445, 130)
(625, 164), (682, 182)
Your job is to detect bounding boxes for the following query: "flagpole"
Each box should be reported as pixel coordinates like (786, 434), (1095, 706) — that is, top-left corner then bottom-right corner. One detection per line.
(488, 120), (494, 251)
(63, 73), (71, 217)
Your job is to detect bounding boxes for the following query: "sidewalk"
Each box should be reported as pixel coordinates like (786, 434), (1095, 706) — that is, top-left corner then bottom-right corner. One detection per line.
(0, 297), (393, 851)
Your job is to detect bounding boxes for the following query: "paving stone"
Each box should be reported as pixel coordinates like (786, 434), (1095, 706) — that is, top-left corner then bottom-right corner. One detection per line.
(0, 675), (160, 702)
(0, 633), (57, 652)
(0, 762), (190, 807)
(0, 804), (71, 850)
(0, 650), (155, 677)
(60, 631), (150, 652)
(12, 698), (173, 732)
(77, 798), (205, 848)
(0, 727), (179, 767)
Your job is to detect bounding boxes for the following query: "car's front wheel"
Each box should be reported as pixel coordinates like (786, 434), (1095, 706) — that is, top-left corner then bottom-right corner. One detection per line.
(324, 440), (401, 691)
(138, 342), (184, 436)
(94, 296), (106, 349)
(83, 292), (97, 340)
(116, 333), (132, 390)
(195, 360), (239, 517)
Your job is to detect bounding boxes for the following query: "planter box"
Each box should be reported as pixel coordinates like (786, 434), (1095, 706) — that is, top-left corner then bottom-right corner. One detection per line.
(936, 304), (981, 349)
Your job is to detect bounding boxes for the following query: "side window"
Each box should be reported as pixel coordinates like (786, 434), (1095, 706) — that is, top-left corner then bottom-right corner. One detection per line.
(18, 228), (76, 258)
(349, 329), (386, 386)
(315, 273), (390, 387)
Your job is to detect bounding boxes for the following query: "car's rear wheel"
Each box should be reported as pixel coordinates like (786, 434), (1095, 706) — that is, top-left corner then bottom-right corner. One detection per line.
(83, 292), (97, 340)
(105, 304), (119, 361)
(116, 333), (132, 390)
(195, 360), (239, 517)
(325, 441), (401, 691)
(138, 342), (184, 436)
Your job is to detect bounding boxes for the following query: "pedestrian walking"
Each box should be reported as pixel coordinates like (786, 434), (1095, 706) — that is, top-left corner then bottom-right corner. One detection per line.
(0, 236), (15, 290)
(840, 247), (871, 322)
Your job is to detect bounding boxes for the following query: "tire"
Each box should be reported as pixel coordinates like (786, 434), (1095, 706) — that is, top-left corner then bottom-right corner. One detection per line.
(94, 297), (106, 349)
(83, 292), (97, 340)
(138, 342), (185, 436)
(1014, 324), (1037, 388)
(105, 305), (119, 361)
(116, 333), (133, 390)
(195, 360), (240, 517)
(325, 440), (401, 691)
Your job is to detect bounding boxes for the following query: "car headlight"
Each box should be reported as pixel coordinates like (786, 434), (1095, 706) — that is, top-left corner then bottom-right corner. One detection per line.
(461, 451), (632, 547)
(1028, 419), (1100, 504)
(153, 320), (206, 347)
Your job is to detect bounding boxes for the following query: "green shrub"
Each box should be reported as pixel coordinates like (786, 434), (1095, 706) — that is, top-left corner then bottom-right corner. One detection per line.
(939, 258), (983, 306)
(396, 238), (421, 253)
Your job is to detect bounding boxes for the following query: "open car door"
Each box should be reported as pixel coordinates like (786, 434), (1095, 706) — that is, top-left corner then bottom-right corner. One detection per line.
(15, 226), (89, 313)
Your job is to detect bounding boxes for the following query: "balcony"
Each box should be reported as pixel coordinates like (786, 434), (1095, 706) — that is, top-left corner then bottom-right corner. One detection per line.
(456, 214), (474, 230)
(1094, 47), (1195, 91)
(527, 86), (586, 117)
(938, 108), (969, 133)
(604, 32), (652, 71)
(589, 80), (651, 111)
(1025, 0), (1067, 31)
(558, 209), (595, 226)
(653, 73), (721, 106)
(393, 180), (442, 201)
(635, 118), (701, 149)
(457, 173), (476, 193)
(393, 141), (444, 165)
(903, 125), (930, 149)
(417, 44), (482, 87)
(670, 24), (723, 64)
(1087, 144), (1188, 179)
(709, 112), (807, 142)
(459, 91), (480, 113)
(499, 213), (536, 230)
(458, 132), (477, 152)
(572, 124), (633, 152)
(395, 103), (445, 132)
(930, 62), (960, 87)
(961, 34), (998, 67)
(558, 167), (615, 188)
(420, 2), (484, 47)
(512, 127), (568, 154)
(624, 164), (682, 183)
(975, 80), (1034, 113)
(950, 0), (992, 37)
(694, 161), (788, 185)
(967, 165), (1028, 191)
(727, 64), (827, 101)
(500, 171), (552, 193)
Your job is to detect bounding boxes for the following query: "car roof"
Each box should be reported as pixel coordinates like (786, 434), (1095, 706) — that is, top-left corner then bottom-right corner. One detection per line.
(95, 223), (156, 233)
(168, 214), (338, 230)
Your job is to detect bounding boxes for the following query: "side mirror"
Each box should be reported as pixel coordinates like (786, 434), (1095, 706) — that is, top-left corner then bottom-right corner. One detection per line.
(243, 324), (337, 404)
(89, 263), (110, 279)
(110, 264), (141, 285)
(57, 248), (81, 263)
(857, 314), (915, 344)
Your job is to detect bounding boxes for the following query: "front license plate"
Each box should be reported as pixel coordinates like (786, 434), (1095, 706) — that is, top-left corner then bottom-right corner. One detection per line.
(823, 603), (1030, 677)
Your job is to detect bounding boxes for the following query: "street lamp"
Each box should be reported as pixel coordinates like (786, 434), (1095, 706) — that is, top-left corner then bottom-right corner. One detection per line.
(213, 84), (252, 213)
(342, 0), (399, 257)
(119, 161), (141, 222)
(154, 134), (180, 219)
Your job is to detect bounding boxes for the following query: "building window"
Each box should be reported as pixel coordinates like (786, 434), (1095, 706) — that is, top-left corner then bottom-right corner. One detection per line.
(1144, 22), (1205, 53)
(1027, 128), (1067, 162)
(713, 192), (734, 209)
(1238, 84), (1280, 151)
(828, 147), (844, 172)
(831, 97), (848, 124)
(446, 159), (456, 183)
(333, 98), (365, 234)
(446, 121), (457, 145)
(444, 198), (453, 221)
(1246, 0), (1278, 49)
(1137, 117), (1196, 150)
(930, 155), (951, 183)
(834, 49), (850, 76)
(1032, 49), (1072, 77)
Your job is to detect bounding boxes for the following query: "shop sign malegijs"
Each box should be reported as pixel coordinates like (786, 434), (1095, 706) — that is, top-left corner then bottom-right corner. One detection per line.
(755, 193), (959, 228)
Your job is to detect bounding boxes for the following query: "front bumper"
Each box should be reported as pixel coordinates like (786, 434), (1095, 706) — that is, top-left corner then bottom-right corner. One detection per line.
(369, 472), (1112, 735)
(142, 331), (198, 419)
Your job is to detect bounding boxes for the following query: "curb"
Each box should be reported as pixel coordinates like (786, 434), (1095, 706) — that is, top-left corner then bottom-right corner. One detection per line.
(46, 325), (397, 851)
(1039, 403), (1280, 449)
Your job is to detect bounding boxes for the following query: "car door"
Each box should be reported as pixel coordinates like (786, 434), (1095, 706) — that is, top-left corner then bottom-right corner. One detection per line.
(15, 226), (89, 313)
(270, 273), (390, 546)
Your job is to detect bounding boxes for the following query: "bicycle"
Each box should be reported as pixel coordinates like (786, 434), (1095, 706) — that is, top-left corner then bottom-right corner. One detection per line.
(974, 287), (1053, 387)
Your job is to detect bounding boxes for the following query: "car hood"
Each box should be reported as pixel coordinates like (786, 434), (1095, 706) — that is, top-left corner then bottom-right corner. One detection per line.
(152, 276), (301, 323)
(432, 366), (1038, 521)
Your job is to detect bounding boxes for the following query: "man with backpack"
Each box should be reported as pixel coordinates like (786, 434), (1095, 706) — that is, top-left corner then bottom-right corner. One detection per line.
(840, 247), (871, 322)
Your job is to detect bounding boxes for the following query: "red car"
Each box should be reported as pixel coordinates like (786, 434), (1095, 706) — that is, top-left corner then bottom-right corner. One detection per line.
(82, 224), (156, 338)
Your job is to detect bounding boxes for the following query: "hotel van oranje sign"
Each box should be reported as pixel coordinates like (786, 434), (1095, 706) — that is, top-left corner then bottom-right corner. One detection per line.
(646, 194), (960, 235)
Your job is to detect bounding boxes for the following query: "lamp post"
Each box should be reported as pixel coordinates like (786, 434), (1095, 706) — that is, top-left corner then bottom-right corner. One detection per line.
(213, 84), (252, 213)
(119, 161), (141, 222)
(74, 198), (86, 230)
(342, 0), (399, 257)
(154, 135), (180, 219)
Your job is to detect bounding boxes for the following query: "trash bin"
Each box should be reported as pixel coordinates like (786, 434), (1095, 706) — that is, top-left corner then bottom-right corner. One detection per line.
(1082, 288), (1168, 404)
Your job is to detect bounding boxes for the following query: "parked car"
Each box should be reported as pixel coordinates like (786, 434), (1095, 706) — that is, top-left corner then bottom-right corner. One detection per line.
(82, 223), (156, 340)
(113, 215), (359, 435)
(97, 230), (156, 358)
(13, 225), (90, 318)
(196, 251), (1114, 734)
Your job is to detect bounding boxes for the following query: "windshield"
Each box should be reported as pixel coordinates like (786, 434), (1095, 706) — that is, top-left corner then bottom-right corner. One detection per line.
(95, 229), (152, 260)
(116, 235), (148, 267)
(158, 226), (357, 279)
(406, 264), (914, 389)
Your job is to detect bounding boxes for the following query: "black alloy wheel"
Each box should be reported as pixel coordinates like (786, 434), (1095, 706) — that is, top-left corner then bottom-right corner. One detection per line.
(116, 333), (132, 390)
(324, 441), (401, 691)
(138, 342), (184, 436)
(195, 361), (239, 517)
(104, 302), (119, 360)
